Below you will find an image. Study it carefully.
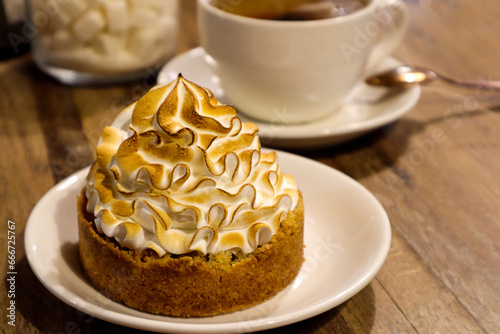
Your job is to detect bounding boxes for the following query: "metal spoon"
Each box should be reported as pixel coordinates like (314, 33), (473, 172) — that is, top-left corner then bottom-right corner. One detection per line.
(365, 65), (500, 90)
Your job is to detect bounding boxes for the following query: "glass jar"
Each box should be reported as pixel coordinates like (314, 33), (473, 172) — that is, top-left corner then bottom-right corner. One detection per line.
(28, 0), (178, 85)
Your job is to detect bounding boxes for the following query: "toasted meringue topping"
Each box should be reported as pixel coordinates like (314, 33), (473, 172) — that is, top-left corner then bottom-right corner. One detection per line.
(85, 75), (299, 256)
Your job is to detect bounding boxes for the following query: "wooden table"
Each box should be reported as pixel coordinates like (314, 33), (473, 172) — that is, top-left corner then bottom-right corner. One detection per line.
(1, 0), (499, 333)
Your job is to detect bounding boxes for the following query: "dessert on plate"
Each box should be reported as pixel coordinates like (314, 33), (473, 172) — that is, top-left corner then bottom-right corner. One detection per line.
(77, 75), (304, 317)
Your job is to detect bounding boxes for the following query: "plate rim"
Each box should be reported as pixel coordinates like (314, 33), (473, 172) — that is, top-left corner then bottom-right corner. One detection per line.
(24, 150), (391, 333)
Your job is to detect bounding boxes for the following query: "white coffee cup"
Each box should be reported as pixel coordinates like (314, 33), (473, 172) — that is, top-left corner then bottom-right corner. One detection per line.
(198, 0), (409, 124)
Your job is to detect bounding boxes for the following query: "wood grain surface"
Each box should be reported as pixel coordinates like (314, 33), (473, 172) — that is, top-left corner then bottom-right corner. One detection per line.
(1, 0), (499, 333)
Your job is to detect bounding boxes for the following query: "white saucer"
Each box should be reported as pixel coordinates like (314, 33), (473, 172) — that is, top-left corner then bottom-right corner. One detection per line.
(158, 47), (421, 149)
(25, 150), (391, 333)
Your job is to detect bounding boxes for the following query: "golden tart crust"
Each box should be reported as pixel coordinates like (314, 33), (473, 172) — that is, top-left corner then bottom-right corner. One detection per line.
(77, 191), (304, 317)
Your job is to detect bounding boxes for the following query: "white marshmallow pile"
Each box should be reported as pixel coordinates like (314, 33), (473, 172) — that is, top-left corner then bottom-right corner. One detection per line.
(33, 0), (178, 74)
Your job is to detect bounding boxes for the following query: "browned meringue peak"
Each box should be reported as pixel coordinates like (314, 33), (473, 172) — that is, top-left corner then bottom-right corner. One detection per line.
(86, 75), (299, 256)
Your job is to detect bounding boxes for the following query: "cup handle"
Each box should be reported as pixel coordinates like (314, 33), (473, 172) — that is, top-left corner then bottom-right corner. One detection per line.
(366, 0), (409, 69)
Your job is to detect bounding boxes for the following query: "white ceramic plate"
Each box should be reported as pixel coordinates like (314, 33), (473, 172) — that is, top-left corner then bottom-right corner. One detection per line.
(157, 47), (421, 149)
(25, 150), (391, 333)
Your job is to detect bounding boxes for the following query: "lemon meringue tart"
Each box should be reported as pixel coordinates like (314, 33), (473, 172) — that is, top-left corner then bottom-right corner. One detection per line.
(77, 75), (304, 317)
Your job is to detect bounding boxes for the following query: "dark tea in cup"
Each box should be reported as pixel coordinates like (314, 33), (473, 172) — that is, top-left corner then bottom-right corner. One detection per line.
(211, 0), (369, 21)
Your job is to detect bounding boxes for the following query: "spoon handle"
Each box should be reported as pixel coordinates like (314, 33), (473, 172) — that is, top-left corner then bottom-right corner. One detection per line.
(440, 76), (500, 90)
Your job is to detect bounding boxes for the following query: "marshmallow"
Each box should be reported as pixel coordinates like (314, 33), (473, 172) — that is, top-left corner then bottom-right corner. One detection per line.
(59, 0), (88, 21)
(157, 16), (177, 32)
(93, 33), (126, 55)
(52, 29), (82, 50)
(41, 0), (72, 30)
(155, 17), (177, 44)
(127, 28), (157, 59)
(37, 0), (61, 18)
(33, 0), (179, 74)
(104, 0), (128, 33)
(72, 10), (106, 42)
(154, 0), (179, 13)
(129, 8), (158, 28)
